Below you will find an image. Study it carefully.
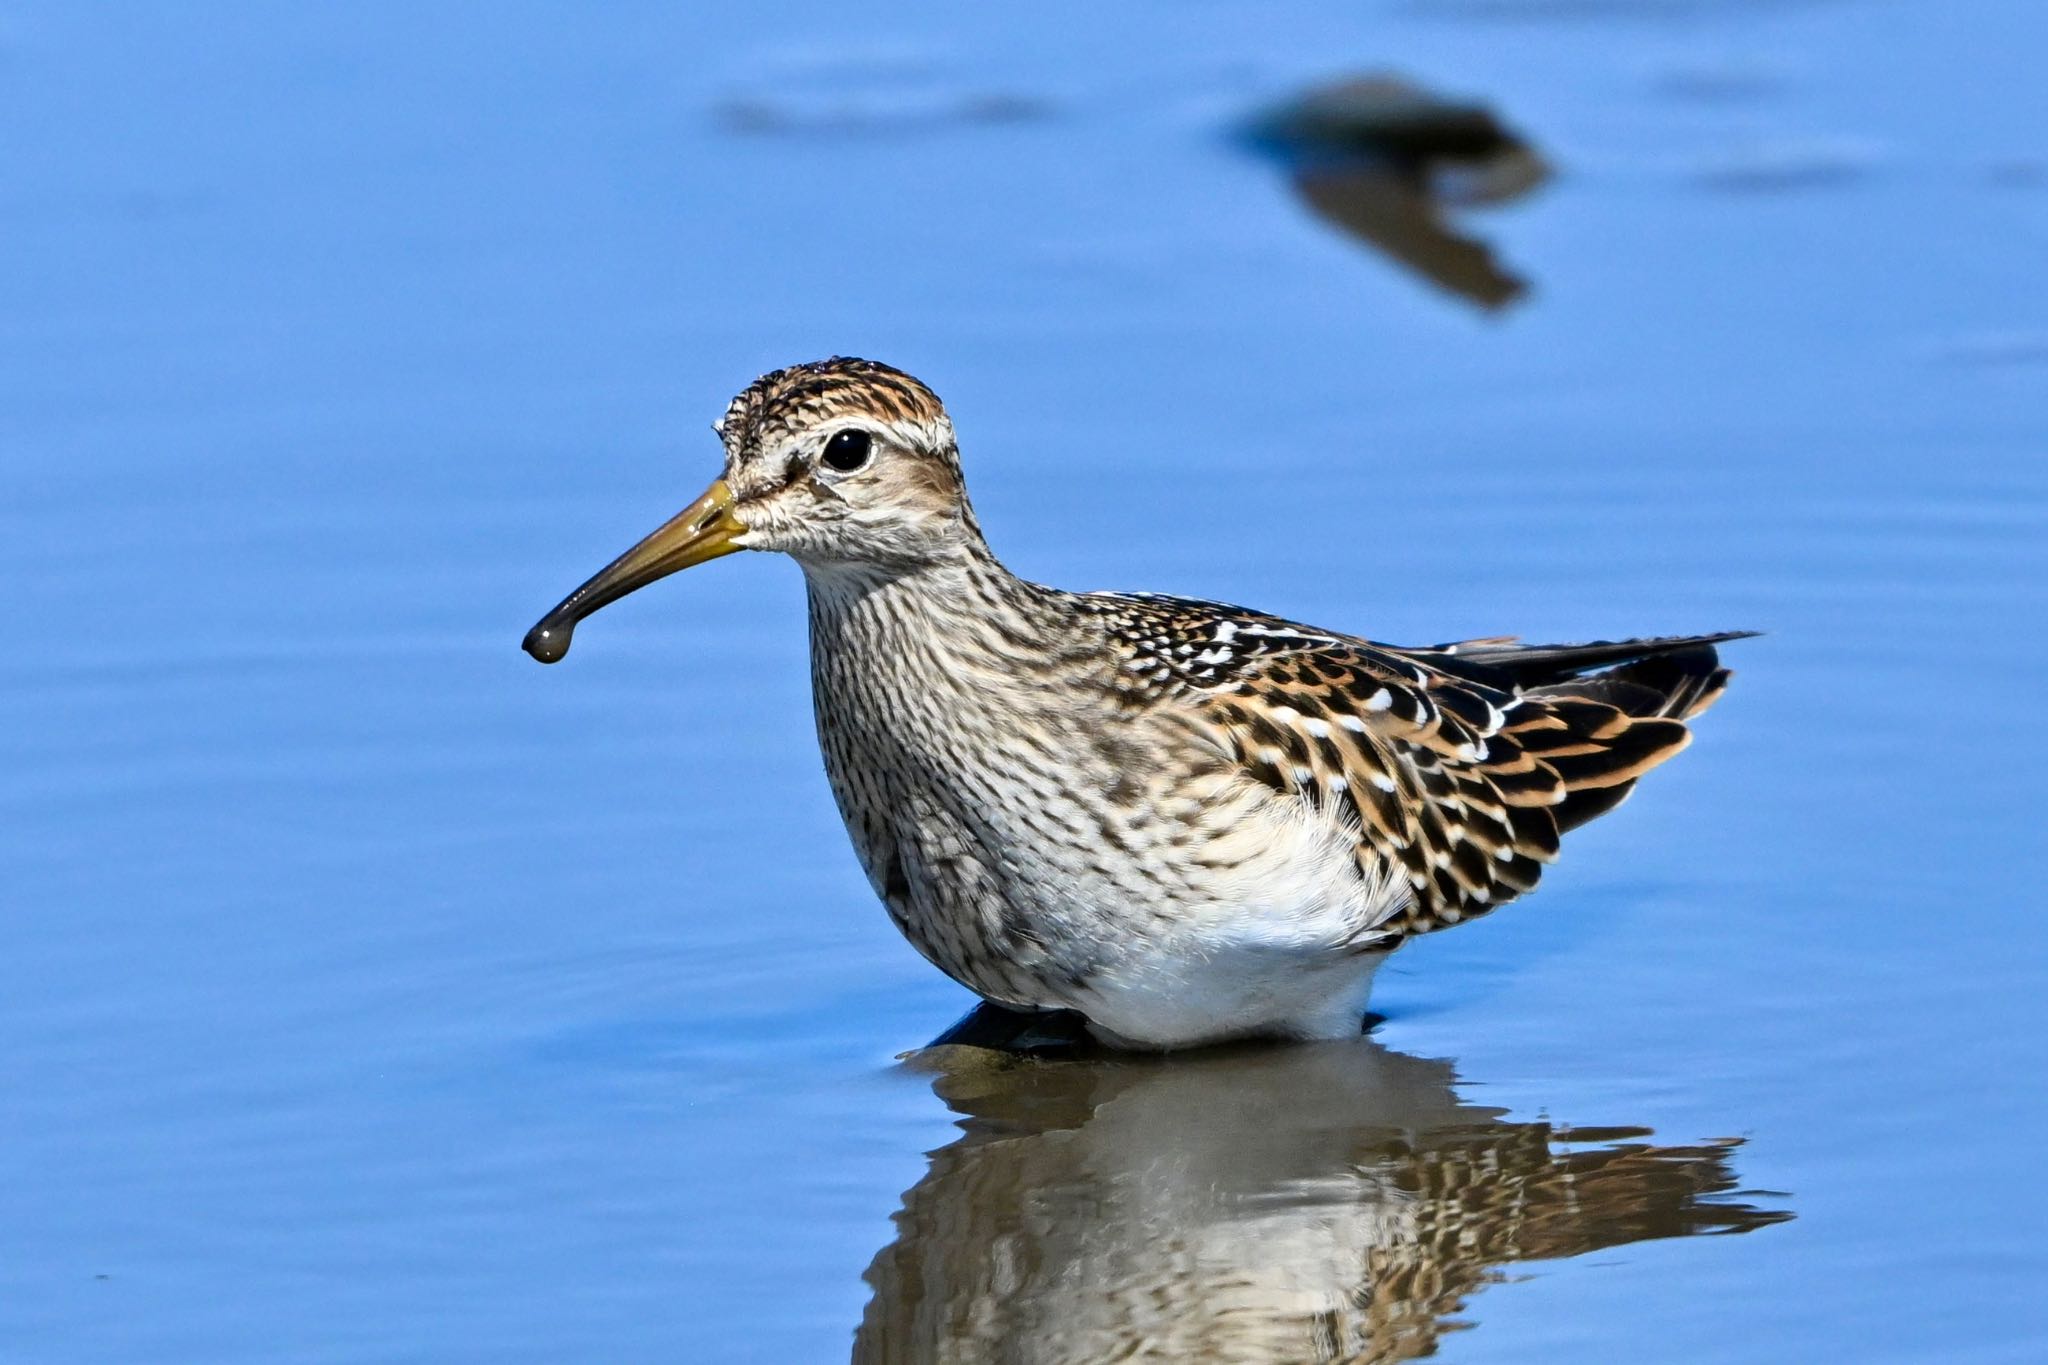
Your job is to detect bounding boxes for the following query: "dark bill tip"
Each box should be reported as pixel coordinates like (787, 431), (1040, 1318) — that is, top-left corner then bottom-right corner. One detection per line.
(522, 620), (574, 663)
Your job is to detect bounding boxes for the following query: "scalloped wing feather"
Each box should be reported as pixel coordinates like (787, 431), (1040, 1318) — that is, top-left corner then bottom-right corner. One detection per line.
(1080, 593), (1738, 945)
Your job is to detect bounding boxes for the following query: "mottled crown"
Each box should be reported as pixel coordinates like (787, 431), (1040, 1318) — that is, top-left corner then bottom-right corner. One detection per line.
(715, 357), (952, 464)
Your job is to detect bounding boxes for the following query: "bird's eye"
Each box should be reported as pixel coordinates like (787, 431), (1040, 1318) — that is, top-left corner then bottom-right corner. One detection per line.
(821, 428), (873, 473)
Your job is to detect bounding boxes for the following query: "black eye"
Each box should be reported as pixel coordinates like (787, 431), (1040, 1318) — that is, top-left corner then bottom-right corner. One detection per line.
(821, 428), (873, 473)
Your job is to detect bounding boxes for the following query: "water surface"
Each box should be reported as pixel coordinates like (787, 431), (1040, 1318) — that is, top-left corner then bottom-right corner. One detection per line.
(3, 2), (2045, 1361)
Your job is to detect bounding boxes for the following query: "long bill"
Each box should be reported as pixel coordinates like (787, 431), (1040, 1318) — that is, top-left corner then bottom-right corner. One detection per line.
(521, 478), (746, 663)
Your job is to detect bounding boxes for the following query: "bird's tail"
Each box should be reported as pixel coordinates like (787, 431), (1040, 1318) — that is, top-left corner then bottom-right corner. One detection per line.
(1429, 630), (1753, 721)
(1425, 631), (1753, 832)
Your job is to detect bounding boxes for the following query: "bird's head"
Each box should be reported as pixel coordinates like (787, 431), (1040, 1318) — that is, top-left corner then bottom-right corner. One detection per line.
(523, 357), (978, 663)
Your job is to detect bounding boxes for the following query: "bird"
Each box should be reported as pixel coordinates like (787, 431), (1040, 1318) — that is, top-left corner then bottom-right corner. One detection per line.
(522, 357), (1750, 1050)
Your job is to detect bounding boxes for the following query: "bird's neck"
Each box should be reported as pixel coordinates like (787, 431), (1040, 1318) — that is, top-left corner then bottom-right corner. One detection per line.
(800, 548), (1121, 852)
(803, 547), (1062, 665)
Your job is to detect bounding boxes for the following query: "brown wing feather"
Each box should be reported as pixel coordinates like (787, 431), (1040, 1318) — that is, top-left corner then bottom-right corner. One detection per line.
(1079, 592), (1741, 945)
(1201, 641), (1714, 944)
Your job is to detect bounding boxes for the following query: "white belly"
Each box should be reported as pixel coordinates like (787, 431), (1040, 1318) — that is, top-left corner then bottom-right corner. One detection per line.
(1059, 788), (1406, 1049)
(1075, 948), (1391, 1050)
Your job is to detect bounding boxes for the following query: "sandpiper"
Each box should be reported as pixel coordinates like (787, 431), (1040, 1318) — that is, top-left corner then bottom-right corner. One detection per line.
(523, 358), (1748, 1049)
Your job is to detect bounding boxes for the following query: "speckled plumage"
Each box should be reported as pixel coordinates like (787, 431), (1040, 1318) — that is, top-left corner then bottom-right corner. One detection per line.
(527, 357), (1750, 1049)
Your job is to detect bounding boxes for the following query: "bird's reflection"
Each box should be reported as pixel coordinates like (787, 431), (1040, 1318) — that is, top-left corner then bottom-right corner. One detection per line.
(856, 1008), (1788, 1363)
(1247, 74), (1550, 311)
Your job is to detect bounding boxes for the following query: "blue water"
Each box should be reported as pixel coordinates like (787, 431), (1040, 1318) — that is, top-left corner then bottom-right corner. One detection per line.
(4, 2), (2045, 1360)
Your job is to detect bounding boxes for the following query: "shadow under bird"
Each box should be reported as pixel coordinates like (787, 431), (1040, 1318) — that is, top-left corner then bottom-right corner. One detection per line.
(523, 358), (1751, 1050)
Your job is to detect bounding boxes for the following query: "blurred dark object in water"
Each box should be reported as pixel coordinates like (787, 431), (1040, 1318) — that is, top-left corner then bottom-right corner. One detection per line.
(1691, 137), (1879, 192)
(717, 91), (1049, 136)
(714, 50), (1051, 137)
(1931, 330), (2048, 368)
(1247, 75), (1549, 311)
(1649, 55), (1788, 103)
(1986, 157), (2048, 189)
(861, 1011), (1790, 1363)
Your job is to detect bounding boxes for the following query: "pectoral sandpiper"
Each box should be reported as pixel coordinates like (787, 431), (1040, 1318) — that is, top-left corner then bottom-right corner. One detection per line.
(523, 358), (1747, 1049)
